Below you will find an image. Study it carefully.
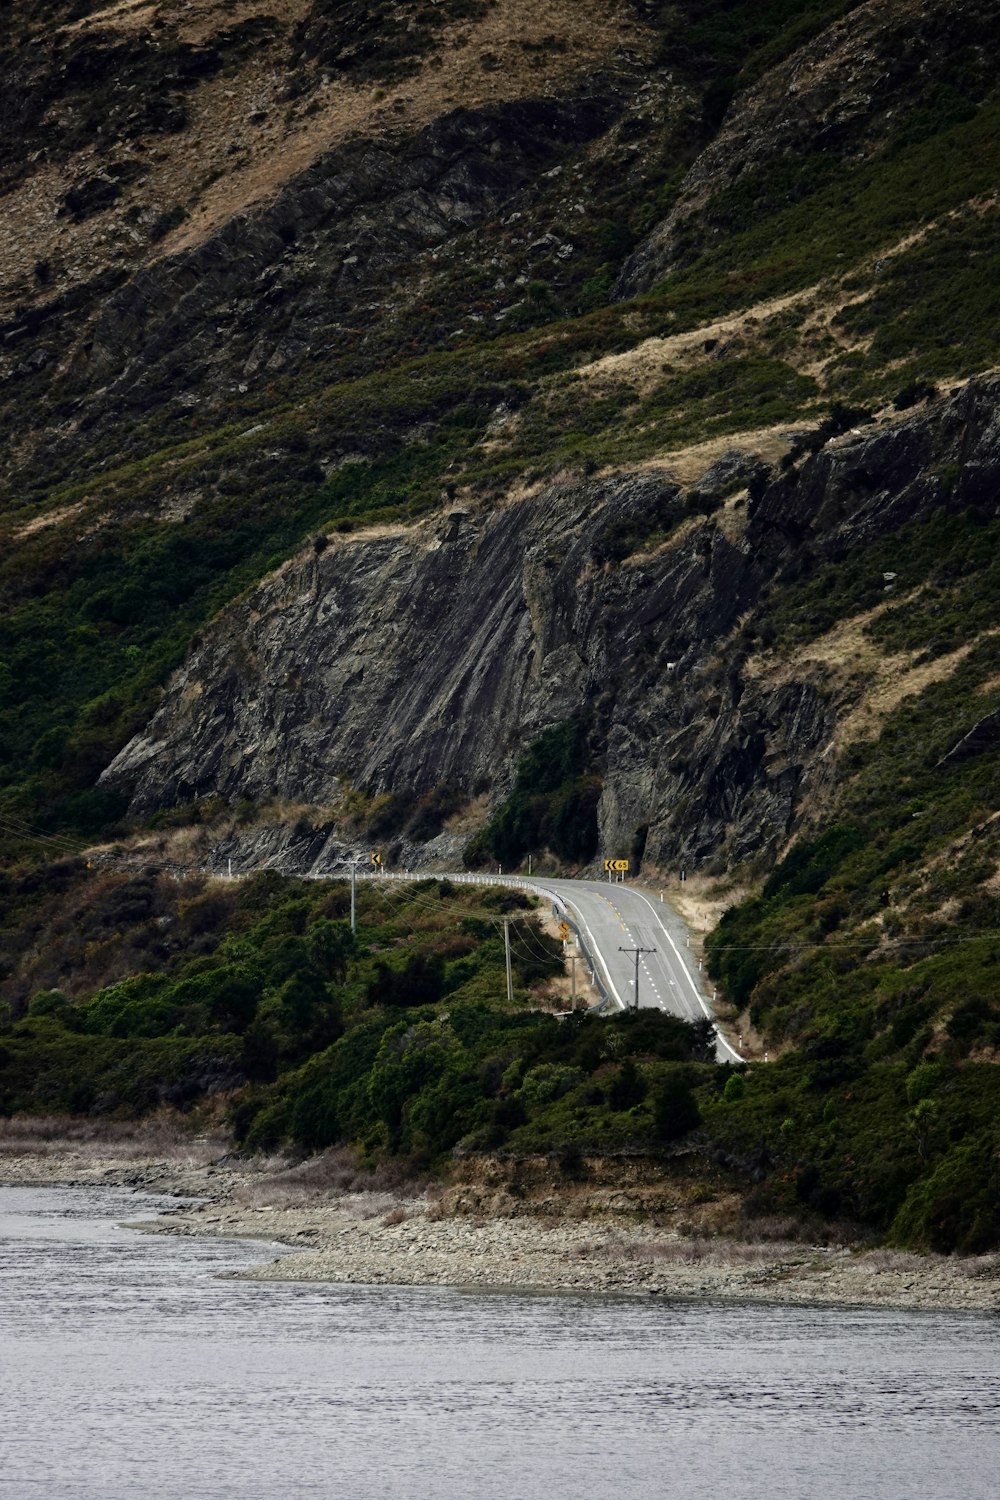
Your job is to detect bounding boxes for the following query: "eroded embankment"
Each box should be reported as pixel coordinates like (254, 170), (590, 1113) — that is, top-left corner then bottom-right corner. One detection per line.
(2, 1146), (997, 1314)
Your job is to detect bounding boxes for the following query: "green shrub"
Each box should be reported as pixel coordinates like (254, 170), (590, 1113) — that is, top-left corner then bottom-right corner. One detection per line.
(466, 719), (601, 868)
(654, 1075), (702, 1141)
(892, 1138), (1000, 1252)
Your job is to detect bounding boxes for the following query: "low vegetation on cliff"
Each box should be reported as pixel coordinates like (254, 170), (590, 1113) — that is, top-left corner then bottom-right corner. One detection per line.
(1, 0), (998, 1254)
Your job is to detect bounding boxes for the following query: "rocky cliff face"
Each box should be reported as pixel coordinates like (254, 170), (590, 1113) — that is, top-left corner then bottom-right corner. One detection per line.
(5, 0), (1000, 887)
(102, 376), (1000, 871)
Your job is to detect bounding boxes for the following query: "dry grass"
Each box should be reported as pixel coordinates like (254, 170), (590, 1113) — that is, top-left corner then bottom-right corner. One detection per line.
(574, 1232), (808, 1266)
(733, 1212), (826, 1243)
(12, 502), (86, 542)
(661, 873), (752, 938)
(740, 608), (1000, 840)
(228, 1146), (438, 1214)
(575, 1231), (1000, 1277)
(856, 1248), (1000, 1280)
(579, 289), (814, 394)
(639, 425), (798, 486)
(0, 1113), (227, 1162)
(781, 613), (992, 755)
(157, 0), (652, 258)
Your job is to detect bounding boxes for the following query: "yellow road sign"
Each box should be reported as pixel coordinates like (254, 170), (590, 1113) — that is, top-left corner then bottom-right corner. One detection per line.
(558, 921), (571, 942)
(371, 852), (383, 866)
(603, 858), (629, 873)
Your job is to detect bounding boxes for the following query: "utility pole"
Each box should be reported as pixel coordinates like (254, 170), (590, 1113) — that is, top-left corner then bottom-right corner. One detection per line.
(619, 945), (656, 1010)
(503, 917), (514, 1006)
(350, 861), (357, 936)
(570, 953), (577, 1010)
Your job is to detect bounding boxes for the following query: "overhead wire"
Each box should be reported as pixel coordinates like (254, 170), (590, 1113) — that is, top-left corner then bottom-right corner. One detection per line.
(362, 872), (507, 926)
(0, 813), (90, 854)
(704, 931), (1000, 953)
(364, 871), (512, 934)
(360, 873), (1000, 973)
(361, 870), (562, 962)
(6, 820), (993, 962)
(0, 822), (90, 858)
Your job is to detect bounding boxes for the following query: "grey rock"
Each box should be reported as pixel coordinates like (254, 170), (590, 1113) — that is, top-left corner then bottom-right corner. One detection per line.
(936, 710), (1000, 770)
(100, 463), (789, 865)
(99, 377), (1000, 869)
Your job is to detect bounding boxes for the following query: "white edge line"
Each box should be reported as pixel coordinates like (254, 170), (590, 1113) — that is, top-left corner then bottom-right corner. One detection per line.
(521, 880), (626, 1011)
(629, 888), (743, 1063)
(325, 870), (663, 1024)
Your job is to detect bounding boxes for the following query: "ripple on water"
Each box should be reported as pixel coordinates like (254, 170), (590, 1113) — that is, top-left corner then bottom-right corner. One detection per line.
(1, 1185), (998, 1500)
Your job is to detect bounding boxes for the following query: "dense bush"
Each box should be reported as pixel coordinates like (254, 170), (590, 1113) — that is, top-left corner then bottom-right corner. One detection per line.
(235, 999), (716, 1159)
(0, 863), (718, 1160)
(464, 719), (601, 869)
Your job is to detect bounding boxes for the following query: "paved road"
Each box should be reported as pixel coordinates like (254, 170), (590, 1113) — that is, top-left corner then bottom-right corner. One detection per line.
(428, 871), (740, 1063)
(346, 868), (740, 1062)
(517, 876), (741, 1063)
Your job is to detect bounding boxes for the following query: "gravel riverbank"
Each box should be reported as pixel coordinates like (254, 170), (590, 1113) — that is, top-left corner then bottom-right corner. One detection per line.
(2, 1146), (998, 1314)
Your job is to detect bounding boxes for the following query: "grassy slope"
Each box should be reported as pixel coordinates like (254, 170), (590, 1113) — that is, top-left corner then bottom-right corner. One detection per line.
(1, 1), (999, 1249)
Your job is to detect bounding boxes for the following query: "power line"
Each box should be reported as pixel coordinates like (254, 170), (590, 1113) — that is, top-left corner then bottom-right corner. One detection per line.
(364, 872), (535, 936)
(0, 814), (89, 855)
(619, 944), (655, 1010)
(363, 871), (562, 968)
(707, 930), (1000, 953)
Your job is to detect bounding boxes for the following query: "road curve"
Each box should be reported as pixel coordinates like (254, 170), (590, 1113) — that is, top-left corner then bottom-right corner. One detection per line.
(395, 870), (741, 1064)
(267, 864), (741, 1060)
(514, 876), (742, 1064)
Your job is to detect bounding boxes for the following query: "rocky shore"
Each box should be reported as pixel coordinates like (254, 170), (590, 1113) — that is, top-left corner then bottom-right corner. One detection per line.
(2, 1145), (998, 1315)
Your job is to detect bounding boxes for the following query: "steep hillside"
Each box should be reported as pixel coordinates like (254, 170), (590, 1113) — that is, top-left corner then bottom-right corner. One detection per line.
(1, 0), (999, 1248)
(96, 374), (1000, 878)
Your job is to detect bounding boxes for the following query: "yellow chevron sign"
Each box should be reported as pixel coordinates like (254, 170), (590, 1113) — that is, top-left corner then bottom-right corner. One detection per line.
(603, 858), (629, 873)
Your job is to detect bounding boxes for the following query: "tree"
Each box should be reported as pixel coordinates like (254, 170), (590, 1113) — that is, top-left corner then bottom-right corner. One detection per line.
(610, 1058), (647, 1110)
(306, 917), (353, 982)
(654, 1078), (701, 1141)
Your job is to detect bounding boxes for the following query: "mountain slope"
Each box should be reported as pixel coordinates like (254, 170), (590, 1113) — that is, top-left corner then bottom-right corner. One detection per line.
(1, 0), (999, 1249)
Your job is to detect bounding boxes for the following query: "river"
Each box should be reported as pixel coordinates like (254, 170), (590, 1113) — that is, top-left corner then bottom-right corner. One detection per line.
(0, 1184), (997, 1499)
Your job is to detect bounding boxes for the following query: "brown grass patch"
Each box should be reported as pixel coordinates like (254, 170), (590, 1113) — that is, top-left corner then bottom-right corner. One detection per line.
(0, 1112), (227, 1162)
(228, 1146), (437, 1212)
(161, 0), (653, 258)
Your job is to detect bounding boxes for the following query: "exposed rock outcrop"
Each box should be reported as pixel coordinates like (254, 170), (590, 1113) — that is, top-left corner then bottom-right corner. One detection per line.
(937, 710), (1000, 769)
(75, 94), (618, 414)
(102, 376), (1000, 871)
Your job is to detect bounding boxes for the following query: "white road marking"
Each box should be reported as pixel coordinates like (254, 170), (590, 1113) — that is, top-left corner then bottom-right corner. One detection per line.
(627, 886), (743, 1062)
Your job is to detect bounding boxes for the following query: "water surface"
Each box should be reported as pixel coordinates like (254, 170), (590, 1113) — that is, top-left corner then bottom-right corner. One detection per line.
(1, 1185), (997, 1499)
